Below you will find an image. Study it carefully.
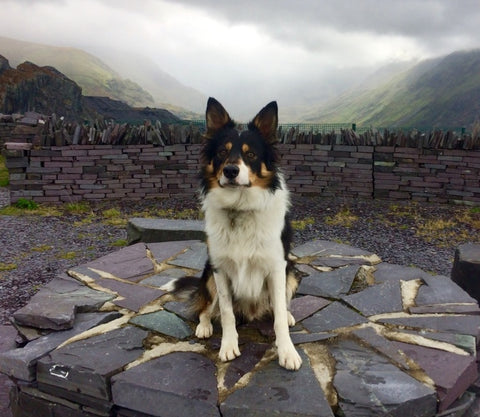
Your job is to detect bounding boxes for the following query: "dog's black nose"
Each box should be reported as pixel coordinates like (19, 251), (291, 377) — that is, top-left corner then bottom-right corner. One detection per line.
(223, 164), (239, 179)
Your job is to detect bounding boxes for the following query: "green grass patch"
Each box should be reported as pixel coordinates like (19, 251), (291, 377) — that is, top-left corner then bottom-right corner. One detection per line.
(0, 155), (8, 187)
(57, 251), (77, 260)
(111, 239), (128, 247)
(0, 201), (62, 216)
(291, 217), (315, 230)
(325, 207), (358, 228)
(101, 208), (127, 226)
(15, 198), (39, 210)
(31, 244), (53, 252)
(0, 262), (17, 272)
(64, 201), (91, 214)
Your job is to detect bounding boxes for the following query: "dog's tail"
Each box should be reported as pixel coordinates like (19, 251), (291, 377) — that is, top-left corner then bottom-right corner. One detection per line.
(161, 261), (214, 315)
(162, 275), (201, 301)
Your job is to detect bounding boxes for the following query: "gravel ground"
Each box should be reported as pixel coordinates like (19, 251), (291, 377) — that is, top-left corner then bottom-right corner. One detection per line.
(1, 190), (479, 325)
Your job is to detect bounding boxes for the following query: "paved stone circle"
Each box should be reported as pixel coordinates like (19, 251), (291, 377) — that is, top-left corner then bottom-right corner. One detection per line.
(1, 220), (480, 416)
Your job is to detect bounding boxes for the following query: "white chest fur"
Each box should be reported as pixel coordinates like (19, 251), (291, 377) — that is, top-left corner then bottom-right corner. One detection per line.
(202, 181), (289, 303)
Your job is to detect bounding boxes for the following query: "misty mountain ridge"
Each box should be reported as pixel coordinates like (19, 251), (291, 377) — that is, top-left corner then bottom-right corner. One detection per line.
(304, 49), (480, 128)
(0, 53), (180, 124)
(0, 36), (205, 118)
(1, 36), (479, 128)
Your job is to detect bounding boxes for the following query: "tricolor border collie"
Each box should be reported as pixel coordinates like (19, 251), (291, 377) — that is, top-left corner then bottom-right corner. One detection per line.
(172, 97), (302, 370)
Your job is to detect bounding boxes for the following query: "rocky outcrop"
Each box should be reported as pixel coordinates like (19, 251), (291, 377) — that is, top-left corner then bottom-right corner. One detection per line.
(0, 55), (11, 75)
(0, 55), (181, 124)
(82, 95), (180, 124)
(0, 56), (83, 120)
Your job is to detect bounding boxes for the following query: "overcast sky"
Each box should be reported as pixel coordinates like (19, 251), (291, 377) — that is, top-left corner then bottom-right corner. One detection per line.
(1, 0), (480, 116)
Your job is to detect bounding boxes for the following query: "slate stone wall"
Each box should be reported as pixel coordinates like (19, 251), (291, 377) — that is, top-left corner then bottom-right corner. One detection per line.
(3, 143), (480, 205)
(0, 122), (17, 149)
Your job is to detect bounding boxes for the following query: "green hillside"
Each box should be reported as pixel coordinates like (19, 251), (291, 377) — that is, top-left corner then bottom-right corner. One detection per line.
(0, 36), (154, 108)
(305, 50), (480, 129)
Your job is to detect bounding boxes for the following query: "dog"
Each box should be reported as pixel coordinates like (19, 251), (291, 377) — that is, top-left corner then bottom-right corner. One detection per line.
(170, 97), (302, 370)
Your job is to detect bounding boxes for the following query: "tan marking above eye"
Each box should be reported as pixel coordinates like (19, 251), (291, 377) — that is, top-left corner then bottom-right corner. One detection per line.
(260, 162), (270, 175)
(225, 142), (233, 151)
(242, 143), (249, 153)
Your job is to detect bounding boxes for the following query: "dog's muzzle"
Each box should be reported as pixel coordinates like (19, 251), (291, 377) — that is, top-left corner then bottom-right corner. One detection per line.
(220, 161), (251, 187)
(223, 165), (240, 179)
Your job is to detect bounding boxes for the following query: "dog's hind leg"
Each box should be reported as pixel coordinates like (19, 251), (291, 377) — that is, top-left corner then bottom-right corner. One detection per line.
(286, 269), (299, 327)
(215, 270), (241, 361)
(196, 296), (216, 338)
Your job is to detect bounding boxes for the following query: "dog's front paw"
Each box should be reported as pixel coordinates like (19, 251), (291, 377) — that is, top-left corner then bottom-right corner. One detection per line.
(278, 343), (302, 371)
(287, 311), (296, 327)
(195, 322), (213, 339)
(219, 340), (241, 362)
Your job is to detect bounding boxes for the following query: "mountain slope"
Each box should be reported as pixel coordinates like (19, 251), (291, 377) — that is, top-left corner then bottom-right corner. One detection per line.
(306, 50), (480, 128)
(0, 36), (154, 108)
(95, 49), (206, 116)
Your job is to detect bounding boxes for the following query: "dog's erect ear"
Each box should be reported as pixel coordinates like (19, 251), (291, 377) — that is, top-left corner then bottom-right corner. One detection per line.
(252, 101), (278, 144)
(205, 97), (232, 138)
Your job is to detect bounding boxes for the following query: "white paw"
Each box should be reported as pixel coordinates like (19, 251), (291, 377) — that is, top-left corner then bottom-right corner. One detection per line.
(287, 311), (296, 327)
(278, 344), (302, 371)
(195, 322), (213, 339)
(219, 339), (241, 362)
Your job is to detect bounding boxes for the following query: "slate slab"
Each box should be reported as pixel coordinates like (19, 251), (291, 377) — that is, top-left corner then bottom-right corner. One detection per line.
(140, 268), (187, 288)
(10, 387), (101, 417)
(290, 295), (331, 322)
(127, 218), (205, 244)
(163, 301), (197, 322)
(220, 349), (334, 417)
(330, 339), (437, 417)
(297, 265), (359, 298)
(0, 325), (16, 417)
(343, 280), (403, 316)
(391, 341), (478, 411)
(224, 343), (269, 389)
(13, 274), (114, 330)
(377, 315), (480, 338)
(443, 391), (476, 417)
(168, 241), (207, 270)
(464, 393), (480, 417)
(10, 386), (101, 417)
(311, 256), (376, 268)
(0, 312), (121, 381)
(130, 310), (192, 339)
(81, 242), (155, 282)
(37, 326), (147, 403)
(146, 240), (201, 264)
(290, 332), (335, 345)
(451, 243), (480, 303)
(415, 275), (477, 306)
(400, 330), (477, 355)
(112, 352), (219, 417)
(351, 327), (411, 370)
(292, 239), (373, 259)
(409, 304), (480, 315)
(373, 263), (431, 283)
(302, 301), (368, 333)
(93, 278), (164, 312)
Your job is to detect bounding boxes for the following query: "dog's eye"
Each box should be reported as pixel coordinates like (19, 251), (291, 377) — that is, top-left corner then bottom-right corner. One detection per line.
(246, 151), (256, 159)
(217, 149), (227, 158)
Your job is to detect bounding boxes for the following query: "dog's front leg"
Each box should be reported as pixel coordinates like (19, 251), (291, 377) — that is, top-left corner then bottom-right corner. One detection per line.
(214, 270), (241, 361)
(270, 263), (302, 370)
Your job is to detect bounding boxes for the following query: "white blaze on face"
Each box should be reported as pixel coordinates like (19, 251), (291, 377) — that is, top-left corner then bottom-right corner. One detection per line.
(219, 160), (251, 187)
